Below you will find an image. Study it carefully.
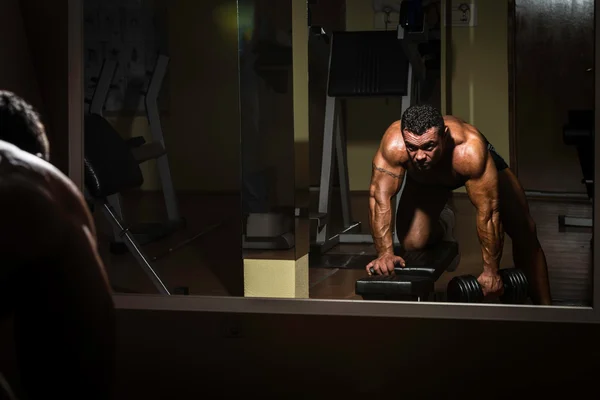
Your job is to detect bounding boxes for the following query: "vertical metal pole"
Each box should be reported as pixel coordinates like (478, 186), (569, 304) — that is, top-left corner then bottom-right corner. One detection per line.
(68, 0), (84, 191)
(335, 99), (352, 228)
(400, 63), (414, 116)
(89, 60), (117, 117)
(316, 95), (337, 244)
(145, 54), (181, 223)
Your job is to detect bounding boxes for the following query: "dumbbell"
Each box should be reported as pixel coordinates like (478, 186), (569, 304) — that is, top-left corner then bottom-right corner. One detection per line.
(446, 268), (529, 304)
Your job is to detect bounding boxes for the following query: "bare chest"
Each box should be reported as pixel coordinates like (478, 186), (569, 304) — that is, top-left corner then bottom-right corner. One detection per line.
(405, 165), (466, 189)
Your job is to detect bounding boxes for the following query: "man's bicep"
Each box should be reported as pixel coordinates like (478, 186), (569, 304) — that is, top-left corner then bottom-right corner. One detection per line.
(371, 149), (405, 197)
(464, 152), (500, 213)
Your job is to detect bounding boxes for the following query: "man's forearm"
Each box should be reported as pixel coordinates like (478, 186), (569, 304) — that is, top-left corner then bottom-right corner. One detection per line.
(369, 195), (395, 256)
(476, 208), (504, 273)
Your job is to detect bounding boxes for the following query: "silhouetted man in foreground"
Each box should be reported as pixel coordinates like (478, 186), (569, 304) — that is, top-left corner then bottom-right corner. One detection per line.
(0, 90), (115, 399)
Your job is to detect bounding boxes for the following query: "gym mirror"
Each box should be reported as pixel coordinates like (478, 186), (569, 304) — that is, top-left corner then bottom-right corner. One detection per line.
(90, 0), (595, 318)
(82, 0), (244, 296)
(110, 0), (599, 324)
(303, 0), (595, 309)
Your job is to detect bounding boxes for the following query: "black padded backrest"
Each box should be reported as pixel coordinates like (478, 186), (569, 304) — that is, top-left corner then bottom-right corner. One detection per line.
(84, 114), (143, 199)
(327, 30), (410, 97)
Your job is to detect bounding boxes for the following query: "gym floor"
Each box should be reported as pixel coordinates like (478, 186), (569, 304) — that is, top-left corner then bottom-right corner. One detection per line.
(95, 190), (593, 306)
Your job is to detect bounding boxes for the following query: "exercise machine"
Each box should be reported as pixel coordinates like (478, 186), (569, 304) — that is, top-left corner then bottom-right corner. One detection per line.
(85, 57), (220, 266)
(355, 240), (458, 302)
(83, 112), (171, 295)
(86, 56), (189, 252)
(311, 3), (429, 254)
(558, 109), (594, 231)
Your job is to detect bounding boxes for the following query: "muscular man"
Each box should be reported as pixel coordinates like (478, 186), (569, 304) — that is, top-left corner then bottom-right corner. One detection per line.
(0, 91), (115, 398)
(366, 104), (552, 305)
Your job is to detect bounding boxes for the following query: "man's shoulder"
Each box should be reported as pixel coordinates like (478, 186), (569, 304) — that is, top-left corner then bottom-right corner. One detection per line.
(443, 115), (462, 124)
(383, 120), (403, 141)
(0, 144), (83, 218)
(381, 120), (408, 164)
(0, 144), (95, 261)
(453, 132), (488, 179)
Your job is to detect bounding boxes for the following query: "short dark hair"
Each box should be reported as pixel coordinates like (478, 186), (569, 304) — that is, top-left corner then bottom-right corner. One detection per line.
(0, 90), (50, 161)
(400, 104), (444, 136)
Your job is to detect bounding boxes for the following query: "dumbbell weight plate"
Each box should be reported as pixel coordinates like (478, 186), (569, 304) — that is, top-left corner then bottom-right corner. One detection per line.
(518, 269), (529, 303)
(446, 276), (463, 302)
(447, 275), (483, 303)
(499, 268), (529, 304)
(466, 275), (484, 303)
(498, 269), (514, 303)
(458, 278), (471, 302)
(502, 269), (525, 304)
(447, 275), (466, 302)
(510, 269), (523, 303)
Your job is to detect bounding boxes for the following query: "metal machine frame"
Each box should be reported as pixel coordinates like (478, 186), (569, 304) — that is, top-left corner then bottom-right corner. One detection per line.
(311, 22), (427, 254)
(87, 56), (183, 247)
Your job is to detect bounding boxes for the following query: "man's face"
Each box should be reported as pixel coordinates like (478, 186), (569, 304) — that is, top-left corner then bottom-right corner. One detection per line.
(403, 126), (446, 170)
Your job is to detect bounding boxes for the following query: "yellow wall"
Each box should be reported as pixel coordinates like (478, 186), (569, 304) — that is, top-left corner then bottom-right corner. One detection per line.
(344, 0), (509, 192)
(442, 0), (509, 193)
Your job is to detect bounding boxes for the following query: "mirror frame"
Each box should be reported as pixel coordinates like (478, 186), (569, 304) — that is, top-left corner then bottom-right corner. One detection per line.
(68, 0), (600, 324)
(68, 0), (84, 191)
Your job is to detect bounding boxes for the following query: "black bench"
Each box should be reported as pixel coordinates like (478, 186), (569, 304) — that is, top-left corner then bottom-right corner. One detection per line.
(355, 241), (459, 301)
(559, 109), (594, 232)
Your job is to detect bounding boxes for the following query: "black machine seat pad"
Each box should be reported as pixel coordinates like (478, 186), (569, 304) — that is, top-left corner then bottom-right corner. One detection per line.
(395, 240), (459, 281)
(327, 30), (410, 97)
(356, 275), (434, 297)
(84, 114), (144, 199)
(355, 241), (459, 298)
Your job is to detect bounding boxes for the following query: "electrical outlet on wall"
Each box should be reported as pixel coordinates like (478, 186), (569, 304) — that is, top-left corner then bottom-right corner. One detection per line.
(373, 0), (401, 30)
(443, 1), (478, 27)
(374, 11), (401, 30)
(372, 0), (401, 13)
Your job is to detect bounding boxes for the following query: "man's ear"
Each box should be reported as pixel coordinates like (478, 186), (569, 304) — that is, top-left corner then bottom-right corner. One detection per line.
(440, 126), (448, 138)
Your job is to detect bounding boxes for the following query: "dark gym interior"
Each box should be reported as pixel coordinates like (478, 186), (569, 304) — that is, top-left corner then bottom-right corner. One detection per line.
(0, 0), (598, 398)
